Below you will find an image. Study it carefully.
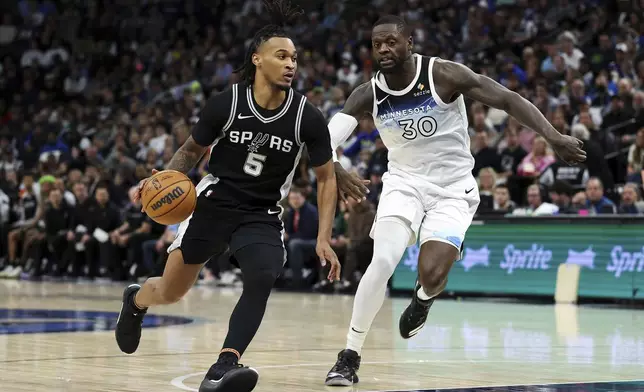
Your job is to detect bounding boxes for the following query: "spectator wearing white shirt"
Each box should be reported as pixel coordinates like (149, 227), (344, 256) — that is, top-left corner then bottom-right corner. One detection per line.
(336, 52), (359, 88)
(558, 31), (584, 70)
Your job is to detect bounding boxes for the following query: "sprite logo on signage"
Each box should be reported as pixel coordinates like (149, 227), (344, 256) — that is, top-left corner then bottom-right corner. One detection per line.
(607, 246), (644, 278)
(500, 244), (551, 274)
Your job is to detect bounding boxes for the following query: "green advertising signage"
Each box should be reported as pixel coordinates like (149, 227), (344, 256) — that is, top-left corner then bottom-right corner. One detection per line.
(392, 221), (644, 299)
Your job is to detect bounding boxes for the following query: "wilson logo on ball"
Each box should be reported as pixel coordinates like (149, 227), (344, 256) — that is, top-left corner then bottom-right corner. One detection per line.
(149, 187), (186, 212)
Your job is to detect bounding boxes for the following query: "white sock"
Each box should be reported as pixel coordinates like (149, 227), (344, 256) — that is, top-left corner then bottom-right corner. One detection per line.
(346, 218), (412, 355)
(416, 287), (432, 301)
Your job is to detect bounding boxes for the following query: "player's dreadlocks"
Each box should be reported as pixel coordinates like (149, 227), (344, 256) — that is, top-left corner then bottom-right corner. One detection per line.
(235, 0), (304, 84)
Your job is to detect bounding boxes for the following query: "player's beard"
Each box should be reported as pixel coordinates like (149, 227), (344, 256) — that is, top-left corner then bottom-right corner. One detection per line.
(275, 82), (291, 91)
(377, 52), (413, 74)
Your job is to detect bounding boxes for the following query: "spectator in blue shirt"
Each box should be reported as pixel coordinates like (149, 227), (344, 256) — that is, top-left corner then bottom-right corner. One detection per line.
(585, 177), (617, 214)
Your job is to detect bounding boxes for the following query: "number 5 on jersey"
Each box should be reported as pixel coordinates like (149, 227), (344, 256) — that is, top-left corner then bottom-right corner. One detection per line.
(244, 152), (267, 177)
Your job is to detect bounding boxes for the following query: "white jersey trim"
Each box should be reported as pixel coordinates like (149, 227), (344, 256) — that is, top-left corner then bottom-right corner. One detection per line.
(428, 57), (458, 110)
(370, 77), (379, 118)
(246, 86), (293, 123)
(294, 96), (306, 146)
(210, 84), (238, 155)
(374, 53), (422, 96)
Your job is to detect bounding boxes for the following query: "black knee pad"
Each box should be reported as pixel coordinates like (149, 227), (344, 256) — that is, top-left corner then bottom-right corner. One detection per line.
(234, 243), (285, 292)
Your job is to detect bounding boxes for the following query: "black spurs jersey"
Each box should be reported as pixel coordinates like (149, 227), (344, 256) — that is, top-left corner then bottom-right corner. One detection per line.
(191, 83), (331, 208)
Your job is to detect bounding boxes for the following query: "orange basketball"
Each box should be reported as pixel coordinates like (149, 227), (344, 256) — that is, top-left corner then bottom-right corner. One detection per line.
(141, 170), (197, 225)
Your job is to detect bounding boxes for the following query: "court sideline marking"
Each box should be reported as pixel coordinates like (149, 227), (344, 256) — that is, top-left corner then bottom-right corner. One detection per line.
(170, 359), (639, 391)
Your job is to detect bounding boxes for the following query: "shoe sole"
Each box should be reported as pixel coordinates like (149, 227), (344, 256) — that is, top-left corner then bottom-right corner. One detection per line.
(199, 367), (259, 392)
(325, 377), (356, 386)
(399, 305), (427, 340)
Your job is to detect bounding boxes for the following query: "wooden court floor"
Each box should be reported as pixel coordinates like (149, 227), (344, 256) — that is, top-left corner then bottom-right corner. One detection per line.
(1, 280), (644, 392)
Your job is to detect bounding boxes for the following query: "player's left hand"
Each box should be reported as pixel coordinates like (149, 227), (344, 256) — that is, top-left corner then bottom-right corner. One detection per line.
(549, 134), (587, 165)
(316, 240), (341, 282)
(334, 162), (370, 203)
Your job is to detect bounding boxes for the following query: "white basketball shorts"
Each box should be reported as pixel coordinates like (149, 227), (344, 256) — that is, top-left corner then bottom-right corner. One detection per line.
(369, 168), (480, 250)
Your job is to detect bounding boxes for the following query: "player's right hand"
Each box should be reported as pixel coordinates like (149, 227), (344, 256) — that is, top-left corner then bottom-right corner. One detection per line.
(133, 169), (159, 210)
(549, 135), (587, 165)
(334, 163), (370, 203)
(316, 240), (341, 282)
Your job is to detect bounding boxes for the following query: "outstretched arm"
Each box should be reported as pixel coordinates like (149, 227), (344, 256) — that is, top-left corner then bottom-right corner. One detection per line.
(433, 60), (586, 164)
(329, 81), (374, 151)
(328, 82), (374, 201)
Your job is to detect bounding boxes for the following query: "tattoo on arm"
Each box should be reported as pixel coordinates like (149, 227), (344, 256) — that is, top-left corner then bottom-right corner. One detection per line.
(341, 81), (374, 120)
(166, 136), (209, 174)
(436, 60), (563, 142)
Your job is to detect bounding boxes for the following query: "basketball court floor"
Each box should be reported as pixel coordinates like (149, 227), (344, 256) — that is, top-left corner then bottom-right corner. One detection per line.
(2, 280), (644, 392)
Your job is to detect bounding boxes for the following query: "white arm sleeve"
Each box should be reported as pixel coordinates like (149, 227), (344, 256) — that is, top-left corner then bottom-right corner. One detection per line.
(328, 112), (359, 161)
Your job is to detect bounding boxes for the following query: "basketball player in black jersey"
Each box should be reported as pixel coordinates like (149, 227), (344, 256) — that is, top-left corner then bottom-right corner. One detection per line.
(325, 15), (587, 386)
(114, 2), (340, 391)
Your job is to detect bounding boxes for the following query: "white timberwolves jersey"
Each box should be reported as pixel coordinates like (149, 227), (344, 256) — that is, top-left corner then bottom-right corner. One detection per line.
(371, 54), (474, 185)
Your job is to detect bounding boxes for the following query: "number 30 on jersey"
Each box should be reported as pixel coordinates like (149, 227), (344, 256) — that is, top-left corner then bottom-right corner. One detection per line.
(397, 116), (438, 140)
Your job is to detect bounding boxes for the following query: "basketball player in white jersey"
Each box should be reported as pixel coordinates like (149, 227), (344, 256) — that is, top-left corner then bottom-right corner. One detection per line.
(325, 15), (586, 386)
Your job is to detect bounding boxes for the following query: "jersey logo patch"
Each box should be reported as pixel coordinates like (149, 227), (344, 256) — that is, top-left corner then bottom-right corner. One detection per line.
(238, 113), (254, 120)
(248, 133), (270, 153)
(376, 95), (390, 105)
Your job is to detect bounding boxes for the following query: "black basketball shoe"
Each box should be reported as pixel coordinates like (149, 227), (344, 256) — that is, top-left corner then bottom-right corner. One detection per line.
(399, 280), (434, 339)
(325, 349), (361, 386)
(115, 284), (147, 354)
(199, 355), (259, 392)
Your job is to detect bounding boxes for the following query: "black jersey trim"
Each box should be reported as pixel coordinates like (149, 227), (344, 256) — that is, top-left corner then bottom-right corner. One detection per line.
(246, 87), (294, 123)
(373, 53), (423, 96)
(294, 96), (306, 146)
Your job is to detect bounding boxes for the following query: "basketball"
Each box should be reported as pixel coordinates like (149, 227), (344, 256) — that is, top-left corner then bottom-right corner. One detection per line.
(141, 170), (197, 225)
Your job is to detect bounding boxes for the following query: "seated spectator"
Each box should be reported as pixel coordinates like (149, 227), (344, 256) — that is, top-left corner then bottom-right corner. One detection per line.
(570, 123), (614, 189)
(498, 125), (527, 177)
(517, 136), (555, 177)
(84, 184), (121, 279)
(584, 177), (617, 214)
(512, 184), (558, 216)
(493, 184), (516, 213)
(284, 188), (318, 289)
(30, 187), (72, 277)
(618, 183), (644, 214)
(539, 156), (589, 191)
(472, 131), (503, 177)
(141, 223), (180, 280)
(476, 167), (497, 212)
(548, 180), (578, 214)
(111, 186), (164, 279)
(627, 127), (644, 183)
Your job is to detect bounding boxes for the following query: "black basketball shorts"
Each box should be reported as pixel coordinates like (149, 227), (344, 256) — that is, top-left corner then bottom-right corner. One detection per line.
(167, 184), (286, 267)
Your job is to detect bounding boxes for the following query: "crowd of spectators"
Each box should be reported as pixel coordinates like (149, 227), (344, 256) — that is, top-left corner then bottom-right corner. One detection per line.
(0, 0), (643, 291)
